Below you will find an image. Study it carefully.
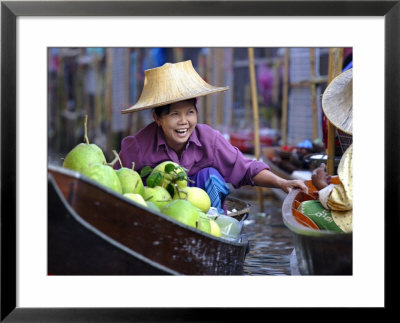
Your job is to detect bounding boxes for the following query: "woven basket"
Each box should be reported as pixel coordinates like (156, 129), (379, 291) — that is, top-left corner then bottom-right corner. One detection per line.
(224, 196), (251, 222)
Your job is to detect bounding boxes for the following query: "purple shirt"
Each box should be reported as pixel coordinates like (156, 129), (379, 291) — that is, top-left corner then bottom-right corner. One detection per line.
(115, 122), (269, 188)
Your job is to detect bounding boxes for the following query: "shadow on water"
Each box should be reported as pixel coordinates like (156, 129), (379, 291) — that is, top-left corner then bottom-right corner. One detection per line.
(230, 187), (295, 276)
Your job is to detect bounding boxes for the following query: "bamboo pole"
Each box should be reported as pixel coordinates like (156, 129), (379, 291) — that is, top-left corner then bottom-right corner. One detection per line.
(310, 48), (318, 140)
(173, 48), (183, 63)
(248, 48), (263, 212)
(216, 48), (224, 126)
(206, 49), (212, 126)
(93, 54), (102, 138)
(272, 59), (280, 105)
(197, 52), (206, 124)
(327, 48), (344, 175)
(281, 48), (290, 146)
(245, 84), (251, 123)
(227, 48), (234, 129)
(56, 49), (65, 153)
(248, 49), (260, 160)
(124, 48), (130, 137)
(127, 50), (134, 134)
(105, 48), (113, 155)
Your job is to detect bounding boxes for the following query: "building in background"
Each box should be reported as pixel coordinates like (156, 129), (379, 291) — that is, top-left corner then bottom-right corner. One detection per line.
(48, 47), (332, 164)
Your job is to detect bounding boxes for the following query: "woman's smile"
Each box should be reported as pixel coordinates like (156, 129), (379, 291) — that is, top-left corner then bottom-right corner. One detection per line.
(153, 100), (198, 154)
(175, 128), (188, 135)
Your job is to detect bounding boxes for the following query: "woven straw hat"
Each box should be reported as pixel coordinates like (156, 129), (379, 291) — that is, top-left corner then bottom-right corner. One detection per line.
(121, 60), (229, 114)
(322, 68), (353, 135)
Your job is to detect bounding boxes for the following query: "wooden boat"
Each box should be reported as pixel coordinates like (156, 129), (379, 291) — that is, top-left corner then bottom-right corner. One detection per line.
(262, 146), (294, 180)
(262, 146), (342, 179)
(282, 177), (352, 275)
(48, 165), (250, 275)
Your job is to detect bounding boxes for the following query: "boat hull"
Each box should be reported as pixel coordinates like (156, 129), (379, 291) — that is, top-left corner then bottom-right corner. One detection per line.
(48, 175), (171, 275)
(290, 230), (352, 275)
(48, 166), (249, 275)
(282, 184), (352, 275)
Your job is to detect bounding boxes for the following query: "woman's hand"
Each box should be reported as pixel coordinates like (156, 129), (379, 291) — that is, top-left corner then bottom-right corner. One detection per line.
(311, 163), (331, 190)
(253, 169), (308, 194)
(280, 179), (308, 194)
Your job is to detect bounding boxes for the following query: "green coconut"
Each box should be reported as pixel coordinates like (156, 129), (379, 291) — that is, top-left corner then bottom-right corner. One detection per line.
(116, 161), (145, 196)
(81, 163), (122, 194)
(161, 199), (199, 228)
(123, 193), (147, 207)
(174, 186), (211, 213)
(62, 115), (106, 173)
(145, 160), (193, 197)
(209, 219), (222, 237)
(152, 161), (188, 187)
(142, 186), (172, 210)
(145, 201), (160, 212)
(197, 215), (211, 234)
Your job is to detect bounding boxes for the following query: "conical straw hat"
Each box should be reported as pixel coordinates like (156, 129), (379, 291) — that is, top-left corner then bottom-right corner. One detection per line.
(322, 68), (353, 135)
(121, 60), (229, 114)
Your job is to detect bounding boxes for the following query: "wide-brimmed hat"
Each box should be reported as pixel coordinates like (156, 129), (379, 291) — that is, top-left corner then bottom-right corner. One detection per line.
(121, 60), (229, 114)
(321, 68), (353, 135)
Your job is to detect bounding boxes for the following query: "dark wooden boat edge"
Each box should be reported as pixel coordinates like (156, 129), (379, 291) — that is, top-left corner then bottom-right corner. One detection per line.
(48, 165), (249, 246)
(48, 172), (182, 275)
(48, 165), (250, 275)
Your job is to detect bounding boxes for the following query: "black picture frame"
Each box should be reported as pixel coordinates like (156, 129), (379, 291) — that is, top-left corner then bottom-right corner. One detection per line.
(1, 0), (398, 320)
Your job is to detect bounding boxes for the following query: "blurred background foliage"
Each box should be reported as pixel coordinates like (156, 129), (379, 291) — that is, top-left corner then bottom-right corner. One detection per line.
(48, 47), (339, 164)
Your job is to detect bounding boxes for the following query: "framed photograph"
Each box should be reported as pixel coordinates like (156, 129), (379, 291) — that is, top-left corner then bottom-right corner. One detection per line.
(2, 0), (398, 320)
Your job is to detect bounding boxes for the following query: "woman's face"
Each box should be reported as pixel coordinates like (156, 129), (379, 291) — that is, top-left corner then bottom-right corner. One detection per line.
(153, 100), (198, 153)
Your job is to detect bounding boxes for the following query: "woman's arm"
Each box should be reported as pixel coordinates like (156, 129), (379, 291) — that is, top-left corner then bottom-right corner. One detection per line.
(252, 169), (308, 193)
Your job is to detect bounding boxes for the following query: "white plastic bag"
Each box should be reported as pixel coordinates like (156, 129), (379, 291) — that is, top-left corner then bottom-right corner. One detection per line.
(215, 214), (242, 242)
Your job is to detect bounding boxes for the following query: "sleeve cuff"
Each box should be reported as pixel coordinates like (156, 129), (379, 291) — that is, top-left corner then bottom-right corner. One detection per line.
(248, 161), (270, 186)
(318, 184), (335, 209)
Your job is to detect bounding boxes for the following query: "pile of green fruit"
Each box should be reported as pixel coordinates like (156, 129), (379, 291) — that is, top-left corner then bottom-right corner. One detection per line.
(141, 161), (221, 237)
(62, 116), (224, 239)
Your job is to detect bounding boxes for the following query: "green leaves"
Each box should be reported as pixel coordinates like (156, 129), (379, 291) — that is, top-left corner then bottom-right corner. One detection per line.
(146, 171), (162, 188)
(164, 163), (177, 174)
(140, 166), (153, 178)
(141, 162), (193, 188)
(176, 172), (187, 181)
(166, 183), (175, 197)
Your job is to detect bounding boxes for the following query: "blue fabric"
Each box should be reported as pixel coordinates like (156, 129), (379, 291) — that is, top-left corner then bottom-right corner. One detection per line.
(343, 61), (352, 72)
(189, 167), (230, 214)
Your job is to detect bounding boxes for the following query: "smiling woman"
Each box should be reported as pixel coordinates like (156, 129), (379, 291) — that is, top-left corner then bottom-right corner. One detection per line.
(114, 60), (307, 213)
(153, 100), (198, 156)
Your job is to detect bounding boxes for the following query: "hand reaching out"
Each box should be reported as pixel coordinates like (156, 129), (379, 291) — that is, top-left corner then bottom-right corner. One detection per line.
(281, 179), (308, 194)
(311, 163), (331, 190)
(253, 169), (308, 194)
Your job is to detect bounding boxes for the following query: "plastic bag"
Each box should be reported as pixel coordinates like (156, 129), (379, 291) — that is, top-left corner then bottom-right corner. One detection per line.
(215, 214), (242, 242)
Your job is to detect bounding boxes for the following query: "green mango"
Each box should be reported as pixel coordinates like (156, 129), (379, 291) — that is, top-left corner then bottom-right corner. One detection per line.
(82, 163), (122, 194)
(116, 166), (145, 196)
(62, 115), (106, 173)
(63, 142), (106, 174)
(161, 199), (199, 228)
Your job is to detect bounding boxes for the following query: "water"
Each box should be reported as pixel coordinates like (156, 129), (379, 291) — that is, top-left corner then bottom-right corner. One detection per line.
(230, 187), (295, 275)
